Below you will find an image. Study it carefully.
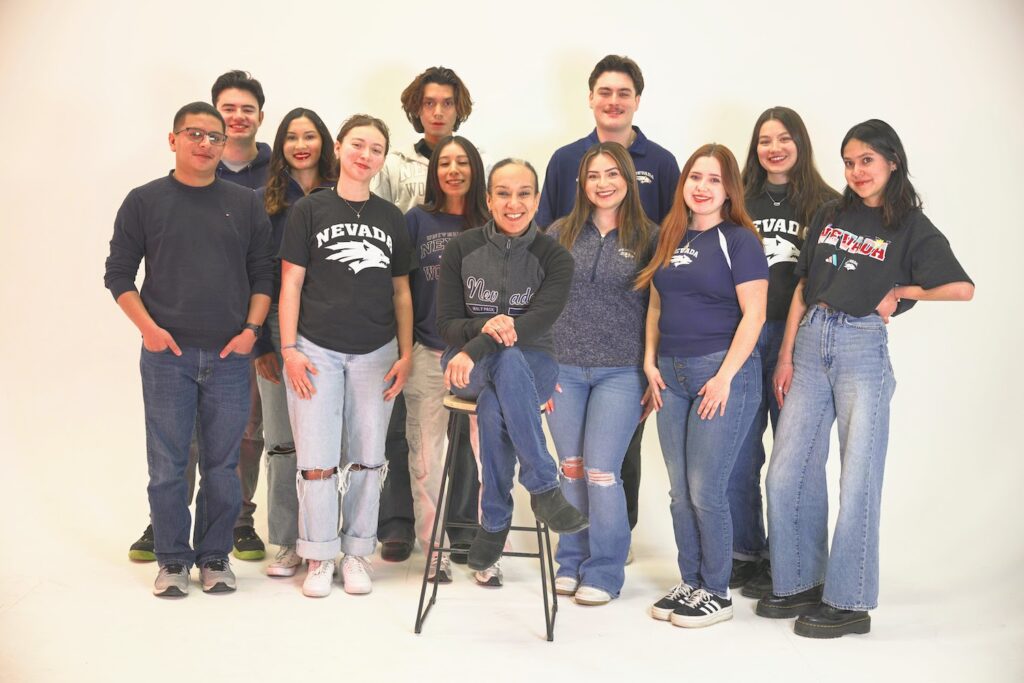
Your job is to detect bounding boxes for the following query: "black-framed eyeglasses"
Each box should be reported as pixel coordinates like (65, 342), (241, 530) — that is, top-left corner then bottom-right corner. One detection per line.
(175, 127), (229, 146)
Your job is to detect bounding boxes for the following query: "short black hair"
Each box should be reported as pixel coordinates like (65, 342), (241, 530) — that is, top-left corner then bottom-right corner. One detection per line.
(211, 70), (265, 109)
(588, 55), (644, 96)
(173, 102), (225, 131)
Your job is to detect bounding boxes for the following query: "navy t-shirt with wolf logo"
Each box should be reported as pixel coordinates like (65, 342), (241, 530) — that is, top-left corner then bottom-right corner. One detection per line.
(279, 189), (414, 354)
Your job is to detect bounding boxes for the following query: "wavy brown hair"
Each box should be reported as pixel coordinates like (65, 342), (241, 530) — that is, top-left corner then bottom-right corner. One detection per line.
(741, 106), (840, 231)
(400, 66), (473, 134)
(635, 144), (756, 290)
(549, 141), (652, 254)
(422, 136), (490, 229)
(264, 108), (337, 217)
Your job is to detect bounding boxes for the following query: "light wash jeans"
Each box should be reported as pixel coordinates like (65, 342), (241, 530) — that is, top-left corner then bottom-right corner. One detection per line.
(140, 346), (251, 567)
(546, 364), (644, 598)
(286, 335), (397, 561)
(728, 320), (785, 560)
(656, 349), (760, 598)
(442, 346), (560, 533)
(766, 306), (896, 611)
(255, 304), (299, 547)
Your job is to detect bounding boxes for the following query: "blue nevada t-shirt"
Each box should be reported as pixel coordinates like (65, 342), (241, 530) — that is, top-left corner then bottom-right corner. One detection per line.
(653, 221), (769, 357)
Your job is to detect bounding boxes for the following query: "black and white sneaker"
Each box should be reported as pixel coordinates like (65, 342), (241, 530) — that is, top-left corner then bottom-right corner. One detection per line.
(670, 588), (733, 628)
(650, 582), (695, 621)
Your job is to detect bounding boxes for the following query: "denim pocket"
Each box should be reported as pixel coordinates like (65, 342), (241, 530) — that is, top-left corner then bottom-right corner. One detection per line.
(844, 313), (884, 330)
(141, 344), (172, 355)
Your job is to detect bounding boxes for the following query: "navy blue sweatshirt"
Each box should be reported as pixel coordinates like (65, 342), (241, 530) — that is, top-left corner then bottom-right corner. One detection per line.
(104, 174), (275, 350)
(216, 142), (272, 190)
(537, 127), (680, 228)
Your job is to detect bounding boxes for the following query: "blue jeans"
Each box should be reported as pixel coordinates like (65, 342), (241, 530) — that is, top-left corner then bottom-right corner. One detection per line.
(286, 335), (397, 560)
(442, 346), (560, 533)
(256, 304), (299, 547)
(656, 350), (760, 598)
(545, 365), (644, 597)
(766, 307), (896, 610)
(728, 320), (784, 560)
(140, 346), (251, 567)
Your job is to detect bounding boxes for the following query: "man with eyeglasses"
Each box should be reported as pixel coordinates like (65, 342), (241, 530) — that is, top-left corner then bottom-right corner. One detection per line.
(536, 55), (681, 562)
(372, 66), (483, 571)
(106, 102), (273, 597)
(126, 71), (274, 566)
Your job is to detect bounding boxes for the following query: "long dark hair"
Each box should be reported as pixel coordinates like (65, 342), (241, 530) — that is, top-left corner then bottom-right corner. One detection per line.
(264, 108), (337, 216)
(550, 141), (652, 254)
(741, 106), (840, 231)
(422, 135), (489, 229)
(838, 119), (921, 229)
(636, 144), (756, 290)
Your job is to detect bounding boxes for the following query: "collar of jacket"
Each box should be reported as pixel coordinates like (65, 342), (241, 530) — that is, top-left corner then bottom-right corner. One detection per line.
(484, 219), (539, 250)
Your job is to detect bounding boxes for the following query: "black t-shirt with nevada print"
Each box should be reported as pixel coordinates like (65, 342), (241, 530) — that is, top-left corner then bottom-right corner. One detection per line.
(279, 189), (414, 354)
(747, 182), (807, 321)
(797, 201), (971, 318)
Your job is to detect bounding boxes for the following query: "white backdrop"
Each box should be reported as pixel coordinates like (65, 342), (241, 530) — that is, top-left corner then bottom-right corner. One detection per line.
(1, 0), (1021, 680)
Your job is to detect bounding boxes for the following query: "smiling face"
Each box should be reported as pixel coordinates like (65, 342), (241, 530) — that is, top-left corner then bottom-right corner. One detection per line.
(487, 163), (539, 236)
(437, 141), (471, 203)
(757, 119), (798, 184)
(419, 82), (457, 145)
(283, 116), (322, 172)
(584, 153), (627, 212)
(682, 156), (727, 226)
(335, 125), (387, 184)
(588, 71), (639, 136)
(843, 138), (896, 207)
(169, 112), (225, 184)
(214, 87), (263, 142)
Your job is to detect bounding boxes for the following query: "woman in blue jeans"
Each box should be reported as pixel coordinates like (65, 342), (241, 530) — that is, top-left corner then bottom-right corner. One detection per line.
(279, 114), (415, 598)
(254, 108), (336, 578)
(437, 159), (588, 574)
(758, 119), (973, 638)
(727, 107), (841, 596)
(638, 144), (768, 628)
(545, 142), (656, 606)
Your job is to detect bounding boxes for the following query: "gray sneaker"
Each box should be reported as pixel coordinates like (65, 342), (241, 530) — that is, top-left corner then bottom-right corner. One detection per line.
(199, 558), (236, 593)
(153, 563), (189, 598)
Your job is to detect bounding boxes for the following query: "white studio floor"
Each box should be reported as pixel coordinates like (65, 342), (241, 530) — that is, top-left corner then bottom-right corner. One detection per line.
(1, 435), (1021, 683)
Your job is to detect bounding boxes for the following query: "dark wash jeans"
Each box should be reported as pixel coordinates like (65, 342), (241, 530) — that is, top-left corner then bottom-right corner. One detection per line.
(141, 345), (250, 567)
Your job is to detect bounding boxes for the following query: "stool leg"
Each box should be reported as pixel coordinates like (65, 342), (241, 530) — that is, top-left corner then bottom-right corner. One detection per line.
(415, 410), (461, 634)
(536, 521), (556, 641)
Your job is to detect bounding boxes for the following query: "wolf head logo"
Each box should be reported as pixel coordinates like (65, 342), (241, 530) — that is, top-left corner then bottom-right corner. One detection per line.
(670, 252), (692, 267)
(763, 235), (800, 267)
(325, 240), (390, 274)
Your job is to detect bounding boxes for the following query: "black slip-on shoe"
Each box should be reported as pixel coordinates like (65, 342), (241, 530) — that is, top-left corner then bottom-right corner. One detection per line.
(380, 540), (413, 562)
(467, 527), (510, 571)
(740, 560), (772, 599)
(795, 605), (871, 639)
(530, 488), (588, 533)
(755, 584), (824, 619)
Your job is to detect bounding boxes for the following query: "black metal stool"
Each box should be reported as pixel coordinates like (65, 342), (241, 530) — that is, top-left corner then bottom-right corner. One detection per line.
(414, 394), (558, 641)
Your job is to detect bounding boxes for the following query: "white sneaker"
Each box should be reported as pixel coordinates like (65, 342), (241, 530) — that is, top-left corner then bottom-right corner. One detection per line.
(341, 555), (373, 594)
(574, 585), (612, 606)
(427, 553), (453, 584)
(266, 546), (303, 577)
(554, 576), (579, 595)
(473, 561), (503, 587)
(302, 559), (335, 597)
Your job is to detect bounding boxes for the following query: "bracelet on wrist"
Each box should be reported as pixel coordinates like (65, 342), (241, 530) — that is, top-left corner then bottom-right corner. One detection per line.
(281, 344), (297, 352)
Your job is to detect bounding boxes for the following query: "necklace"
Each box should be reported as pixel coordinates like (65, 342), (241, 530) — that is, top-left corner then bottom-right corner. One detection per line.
(339, 193), (369, 220)
(682, 226), (713, 249)
(765, 188), (787, 207)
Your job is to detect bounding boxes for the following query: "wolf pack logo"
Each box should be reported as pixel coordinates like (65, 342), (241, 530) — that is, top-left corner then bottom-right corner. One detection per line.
(671, 251), (693, 267)
(843, 259), (858, 271)
(763, 235), (800, 267)
(325, 240), (391, 274)
(636, 171), (654, 185)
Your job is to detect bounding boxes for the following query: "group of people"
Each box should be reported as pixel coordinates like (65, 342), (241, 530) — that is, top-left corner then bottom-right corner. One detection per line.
(104, 56), (973, 640)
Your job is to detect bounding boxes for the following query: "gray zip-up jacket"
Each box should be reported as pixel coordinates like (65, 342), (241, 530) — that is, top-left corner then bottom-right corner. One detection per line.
(437, 220), (574, 361)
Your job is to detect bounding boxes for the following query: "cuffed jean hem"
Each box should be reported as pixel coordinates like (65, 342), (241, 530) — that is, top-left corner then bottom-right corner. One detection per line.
(296, 538), (340, 561)
(340, 533), (378, 557)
